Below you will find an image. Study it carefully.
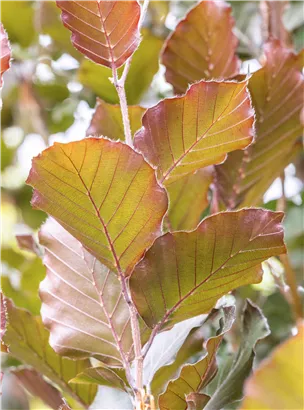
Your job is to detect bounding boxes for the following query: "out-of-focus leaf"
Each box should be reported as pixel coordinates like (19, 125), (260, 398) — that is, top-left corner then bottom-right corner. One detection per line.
(216, 41), (304, 208)
(1, 139), (14, 171)
(26, 138), (168, 276)
(1, 1), (35, 47)
(1, 248), (24, 270)
(0, 23), (11, 87)
(241, 322), (304, 410)
(260, 1), (293, 47)
(78, 30), (163, 104)
(162, 0), (240, 93)
(56, 0), (140, 68)
(12, 368), (64, 410)
(3, 298), (97, 407)
(134, 80), (254, 186)
(205, 300), (270, 410)
(167, 168), (213, 231)
(15, 233), (40, 256)
(159, 306), (235, 410)
(130, 209), (286, 330)
(70, 365), (128, 391)
(87, 98), (145, 140)
(1, 293), (5, 341)
(39, 218), (146, 366)
(2, 373), (29, 410)
(186, 392), (211, 409)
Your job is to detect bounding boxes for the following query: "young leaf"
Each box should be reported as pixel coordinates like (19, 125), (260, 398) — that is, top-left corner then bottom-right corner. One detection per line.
(161, 0), (240, 93)
(130, 209), (286, 330)
(215, 41), (304, 208)
(12, 368), (64, 410)
(261, 1), (293, 47)
(166, 168), (213, 231)
(3, 298), (97, 407)
(204, 300), (270, 410)
(70, 365), (128, 391)
(56, 0), (141, 68)
(158, 306), (235, 410)
(0, 23), (11, 87)
(241, 323), (304, 410)
(87, 98), (145, 140)
(186, 392), (211, 409)
(134, 80), (254, 186)
(26, 138), (168, 276)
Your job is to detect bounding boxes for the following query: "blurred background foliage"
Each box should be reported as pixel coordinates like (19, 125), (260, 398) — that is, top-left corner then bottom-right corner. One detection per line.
(1, 1), (303, 409)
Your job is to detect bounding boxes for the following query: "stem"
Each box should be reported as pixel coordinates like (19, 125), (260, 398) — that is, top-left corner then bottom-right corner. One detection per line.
(277, 174), (303, 322)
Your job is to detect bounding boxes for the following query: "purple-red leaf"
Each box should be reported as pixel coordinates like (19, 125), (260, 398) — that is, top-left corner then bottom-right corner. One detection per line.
(26, 138), (168, 276)
(130, 209), (286, 330)
(134, 80), (254, 186)
(0, 23), (11, 87)
(161, 0), (240, 93)
(56, 0), (141, 68)
(216, 40), (304, 208)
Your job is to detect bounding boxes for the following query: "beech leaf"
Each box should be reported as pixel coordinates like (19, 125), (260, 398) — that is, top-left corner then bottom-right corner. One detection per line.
(56, 0), (141, 68)
(161, 0), (240, 93)
(205, 300), (270, 410)
(2, 298), (97, 407)
(70, 365), (128, 391)
(130, 209), (286, 330)
(39, 218), (150, 365)
(215, 41), (304, 208)
(159, 306), (235, 410)
(167, 168), (213, 231)
(0, 23), (11, 87)
(26, 138), (168, 276)
(241, 322), (304, 410)
(261, 1), (293, 47)
(134, 80), (254, 186)
(186, 392), (211, 410)
(87, 98), (145, 140)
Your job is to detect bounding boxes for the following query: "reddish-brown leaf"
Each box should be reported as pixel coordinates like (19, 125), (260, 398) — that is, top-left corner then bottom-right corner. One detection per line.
(216, 40), (304, 208)
(56, 0), (141, 68)
(26, 138), (168, 276)
(161, 0), (240, 93)
(134, 80), (254, 186)
(0, 23), (11, 87)
(261, 1), (293, 47)
(130, 209), (286, 330)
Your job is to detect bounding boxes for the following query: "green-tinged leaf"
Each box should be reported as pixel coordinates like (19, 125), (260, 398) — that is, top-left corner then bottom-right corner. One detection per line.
(205, 300), (270, 410)
(12, 368), (64, 410)
(78, 30), (163, 104)
(130, 209), (286, 330)
(167, 168), (213, 231)
(87, 98), (145, 140)
(70, 365), (128, 391)
(3, 298), (97, 407)
(1, 1), (35, 47)
(0, 23), (11, 87)
(216, 41), (304, 208)
(162, 0), (240, 93)
(241, 322), (304, 410)
(39, 219), (150, 365)
(26, 138), (168, 276)
(134, 80), (254, 186)
(159, 306), (235, 410)
(56, 0), (140, 68)
(186, 392), (211, 410)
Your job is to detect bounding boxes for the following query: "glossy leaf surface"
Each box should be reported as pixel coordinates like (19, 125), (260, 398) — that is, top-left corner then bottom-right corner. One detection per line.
(167, 168), (213, 231)
(159, 306), (235, 410)
(161, 0), (240, 93)
(205, 300), (270, 410)
(130, 209), (285, 329)
(70, 365), (128, 391)
(39, 218), (149, 365)
(134, 80), (254, 186)
(0, 23), (11, 87)
(56, 0), (140, 68)
(87, 98), (145, 140)
(216, 41), (304, 208)
(27, 138), (168, 275)
(241, 323), (304, 410)
(3, 298), (97, 407)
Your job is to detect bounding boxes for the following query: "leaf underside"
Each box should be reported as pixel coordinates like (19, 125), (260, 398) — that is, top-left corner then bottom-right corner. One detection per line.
(130, 208), (286, 330)
(162, 0), (240, 93)
(134, 80), (254, 186)
(56, 0), (141, 68)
